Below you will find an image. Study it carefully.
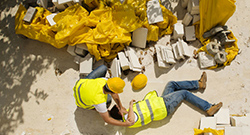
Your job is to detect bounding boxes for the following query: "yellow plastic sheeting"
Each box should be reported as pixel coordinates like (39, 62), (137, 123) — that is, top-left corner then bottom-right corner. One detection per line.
(194, 128), (224, 135)
(196, 0), (236, 43)
(196, 31), (238, 69)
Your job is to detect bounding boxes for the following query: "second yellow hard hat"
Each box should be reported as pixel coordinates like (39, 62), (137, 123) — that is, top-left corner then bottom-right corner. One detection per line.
(131, 74), (148, 90)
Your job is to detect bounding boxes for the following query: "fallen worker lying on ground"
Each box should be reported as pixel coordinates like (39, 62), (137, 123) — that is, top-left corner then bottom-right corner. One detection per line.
(109, 72), (223, 128)
(73, 65), (134, 127)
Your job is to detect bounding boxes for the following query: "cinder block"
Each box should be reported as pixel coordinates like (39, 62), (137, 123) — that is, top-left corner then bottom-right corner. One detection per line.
(188, 0), (199, 15)
(146, 0), (164, 24)
(206, 42), (221, 56)
(118, 52), (130, 71)
(214, 108), (230, 125)
(179, 39), (192, 57)
(230, 116), (250, 127)
(173, 21), (184, 40)
(225, 127), (243, 135)
(200, 117), (217, 135)
(67, 45), (77, 56)
(23, 7), (37, 23)
(46, 13), (57, 26)
(181, 0), (189, 8)
(155, 45), (171, 68)
(185, 26), (196, 41)
(193, 14), (200, 24)
(182, 12), (193, 26)
(79, 54), (93, 74)
(214, 51), (227, 64)
(157, 35), (171, 46)
(132, 28), (148, 49)
(76, 43), (88, 51)
(110, 58), (121, 77)
(198, 52), (216, 69)
(126, 47), (142, 71)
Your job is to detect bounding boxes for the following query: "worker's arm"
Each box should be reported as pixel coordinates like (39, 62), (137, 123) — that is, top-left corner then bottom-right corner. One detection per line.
(127, 100), (135, 123)
(111, 93), (128, 116)
(99, 111), (134, 126)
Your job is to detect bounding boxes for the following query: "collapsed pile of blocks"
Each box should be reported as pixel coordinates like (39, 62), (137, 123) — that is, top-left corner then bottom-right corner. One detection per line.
(199, 108), (250, 135)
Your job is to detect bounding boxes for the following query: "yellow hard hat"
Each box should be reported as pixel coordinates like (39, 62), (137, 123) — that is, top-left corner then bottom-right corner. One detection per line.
(131, 74), (148, 90)
(107, 77), (125, 93)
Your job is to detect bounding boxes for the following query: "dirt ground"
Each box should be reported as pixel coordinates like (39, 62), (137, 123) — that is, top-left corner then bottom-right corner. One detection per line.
(1, 0), (250, 135)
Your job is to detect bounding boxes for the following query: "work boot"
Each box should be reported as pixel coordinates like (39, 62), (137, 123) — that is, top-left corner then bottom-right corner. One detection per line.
(199, 72), (207, 90)
(206, 102), (223, 116)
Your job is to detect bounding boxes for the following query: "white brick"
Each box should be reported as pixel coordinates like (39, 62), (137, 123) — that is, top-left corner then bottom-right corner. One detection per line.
(132, 28), (148, 49)
(225, 127), (243, 135)
(67, 45), (77, 56)
(188, 0), (199, 15)
(126, 47), (142, 71)
(46, 13), (57, 26)
(155, 45), (171, 68)
(173, 21), (184, 40)
(193, 14), (200, 24)
(179, 39), (191, 57)
(185, 26), (196, 41)
(182, 12), (193, 26)
(230, 116), (250, 127)
(79, 54), (93, 74)
(156, 44), (176, 64)
(76, 43), (88, 51)
(118, 52), (130, 71)
(23, 7), (37, 23)
(157, 35), (171, 46)
(110, 58), (121, 77)
(146, 0), (164, 24)
(198, 52), (216, 69)
(214, 108), (230, 125)
(200, 117), (217, 135)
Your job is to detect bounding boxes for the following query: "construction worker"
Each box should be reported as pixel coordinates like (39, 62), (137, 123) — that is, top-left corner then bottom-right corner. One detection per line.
(73, 65), (134, 126)
(109, 72), (223, 128)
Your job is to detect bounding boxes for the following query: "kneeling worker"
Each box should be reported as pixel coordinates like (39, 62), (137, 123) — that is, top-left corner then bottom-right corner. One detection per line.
(109, 72), (223, 128)
(73, 65), (134, 126)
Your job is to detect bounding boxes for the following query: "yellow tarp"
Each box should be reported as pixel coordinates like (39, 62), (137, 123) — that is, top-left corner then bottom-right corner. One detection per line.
(194, 0), (238, 69)
(194, 128), (224, 135)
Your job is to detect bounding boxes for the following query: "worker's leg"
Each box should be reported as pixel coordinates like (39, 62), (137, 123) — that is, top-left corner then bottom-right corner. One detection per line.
(162, 80), (199, 96)
(85, 65), (108, 79)
(162, 90), (212, 115)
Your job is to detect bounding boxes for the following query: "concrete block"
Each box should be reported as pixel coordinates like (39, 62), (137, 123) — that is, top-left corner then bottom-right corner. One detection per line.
(132, 28), (148, 49)
(172, 42), (185, 60)
(214, 108), (230, 125)
(155, 45), (171, 68)
(157, 35), (171, 46)
(206, 41), (221, 56)
(179, 39), (192, 57)
(188, 0), (199, 15)
(185, 26), (196, 41)
(46, 13), (57, 26)
(173, 21), (184, 40)
(67, 45), (77, 56)
(110, 58), (121, 77)
(214, 51), (227, 64)
(198, 52), (216, 69)
(126, 47), (142, 71)
(76, 43), (88, 51)
(182, 12), (193, 26)
(23, 7), (37, 23)
(225, 127), (243, 135)
(230, 116), (250, 127)
(192, 14), (200, 24)
(156, 44), (176, 64)
(75, 46), (88, 57)
(200, 117), (217, 135)
(146, 0), (164, 24)
(79, 54), (93, 74)
(118, 52), (130, 71)
(181, 0), (189, 8)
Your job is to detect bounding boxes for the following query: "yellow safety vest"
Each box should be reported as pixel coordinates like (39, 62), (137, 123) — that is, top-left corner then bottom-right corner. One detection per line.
(128, 90), (167, 128)
(73, 78), (108, 109)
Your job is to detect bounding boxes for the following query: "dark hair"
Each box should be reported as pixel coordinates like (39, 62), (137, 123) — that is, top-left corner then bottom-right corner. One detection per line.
(109, 105), (122, 120)
(104, 84), (114, 93)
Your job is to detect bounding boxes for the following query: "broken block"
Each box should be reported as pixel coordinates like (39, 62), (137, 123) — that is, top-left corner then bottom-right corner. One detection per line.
(67, 45), (77, 56)
(46, 13), (57, 26)
(23, 7), (37, 23)
(126, 47), (142, 71)
(187, 0), (199, 15)
(118, 52), (130, 71)
(230, 116), (250, 127)
(157, 35), (171, 46)
(179, 39), (192, 57)
(76, 43), (88, 51)
(146, 0), (164, 24)
(110, 58), (121, 77)
(132, 28), (148, 48)
(162, 46), (176, 64)
(79, 54), (93, 74)
(173, 21), (184, 40)
(192, 14), (200, 24)
(155, 45), (171, 68)
(185, 26), (196, 41)
(172, 43), (184, 60)
(200, 117), (217, 135)
(214, 108), (230, 125)
(182, 12), (193, 26)
(198, 52), (216, 69)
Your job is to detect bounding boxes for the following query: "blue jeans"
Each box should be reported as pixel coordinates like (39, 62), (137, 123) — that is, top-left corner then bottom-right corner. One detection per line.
(161, 81), (212, 115)
(84, 65), (111, 106)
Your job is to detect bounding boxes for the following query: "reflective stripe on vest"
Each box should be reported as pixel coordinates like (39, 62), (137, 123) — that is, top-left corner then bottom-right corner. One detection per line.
(145, 99), (154, 121)
(136, 103), (144, 126)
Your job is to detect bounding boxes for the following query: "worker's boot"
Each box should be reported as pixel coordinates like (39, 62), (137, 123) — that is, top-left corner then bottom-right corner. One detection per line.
(206, 102), (223, 116)
(199, 72), (207, 90)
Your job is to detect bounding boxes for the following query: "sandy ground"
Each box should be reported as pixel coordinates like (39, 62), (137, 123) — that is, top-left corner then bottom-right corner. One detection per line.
(1, 0), (250, 135)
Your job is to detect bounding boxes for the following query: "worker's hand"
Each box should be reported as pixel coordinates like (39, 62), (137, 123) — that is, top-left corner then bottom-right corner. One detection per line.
(129, 99), (136, 106)
(124, 119), (135, 126)
(119, 106), (128, 117)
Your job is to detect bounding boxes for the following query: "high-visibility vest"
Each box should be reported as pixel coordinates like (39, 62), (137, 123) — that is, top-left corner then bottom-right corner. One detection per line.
(73, 78), (108, 109)
(128, 90), (167, 128)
